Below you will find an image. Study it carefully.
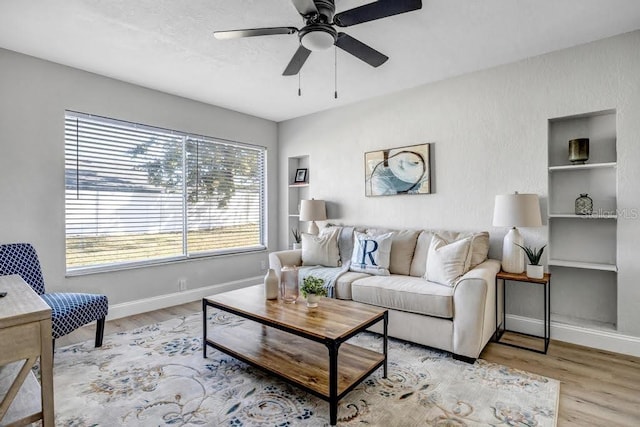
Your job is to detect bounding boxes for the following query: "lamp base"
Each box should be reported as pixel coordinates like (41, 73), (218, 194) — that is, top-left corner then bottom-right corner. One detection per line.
(308, 221), (319, 235)
(502, 227), (524, 273)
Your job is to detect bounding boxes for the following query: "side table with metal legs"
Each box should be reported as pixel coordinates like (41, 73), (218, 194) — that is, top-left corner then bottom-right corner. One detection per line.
(494, 270), (551, 354)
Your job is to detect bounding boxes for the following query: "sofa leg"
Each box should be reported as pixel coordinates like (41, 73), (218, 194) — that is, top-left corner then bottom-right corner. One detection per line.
(453, 353), (476, 364)
(95, 317), (105, 347)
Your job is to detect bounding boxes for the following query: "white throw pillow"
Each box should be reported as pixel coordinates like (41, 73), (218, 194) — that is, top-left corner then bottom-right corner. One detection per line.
(349, 231), (393, 276)
(301, 228), (340, 267)
(424, 234), (472, 286)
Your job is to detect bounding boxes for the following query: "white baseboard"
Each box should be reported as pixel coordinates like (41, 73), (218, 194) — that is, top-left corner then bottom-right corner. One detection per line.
(506, 314), (640, 358)
(106, 276), (262, 321)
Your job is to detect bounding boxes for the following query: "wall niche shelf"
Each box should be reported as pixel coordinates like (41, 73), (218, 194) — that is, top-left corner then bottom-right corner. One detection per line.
(548, 162), (616, 171)
(547, 110), (618, 330)
(547, 259), (618, 272)
(287, 155), (309, 248)
(548, 214), (617, 219)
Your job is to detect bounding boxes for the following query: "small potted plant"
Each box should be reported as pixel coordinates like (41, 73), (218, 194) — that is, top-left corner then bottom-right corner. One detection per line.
(291, 228), (302, 250)
(516, 244), (546, 279)
(300, 275), (327, 308)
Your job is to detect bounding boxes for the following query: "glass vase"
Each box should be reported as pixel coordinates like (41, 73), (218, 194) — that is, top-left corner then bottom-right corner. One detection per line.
(279, 265), (299, 303)
(575, 193), (593, 215)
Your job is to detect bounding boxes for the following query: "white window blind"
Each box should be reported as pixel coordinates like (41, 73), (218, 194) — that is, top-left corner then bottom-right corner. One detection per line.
(65, 111), (266, 273)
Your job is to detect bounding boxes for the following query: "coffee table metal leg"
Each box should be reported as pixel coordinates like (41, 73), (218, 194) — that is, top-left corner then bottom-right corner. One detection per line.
(327, 340), (339, 426)
(383, 311), (388, 378)
(202, 299), (208, 359)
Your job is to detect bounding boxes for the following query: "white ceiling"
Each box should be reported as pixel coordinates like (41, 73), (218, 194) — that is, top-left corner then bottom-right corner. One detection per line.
(1, 0), (640, 122)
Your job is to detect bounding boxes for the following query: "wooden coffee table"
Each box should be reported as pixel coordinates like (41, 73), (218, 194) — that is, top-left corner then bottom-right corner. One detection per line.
(203, 285), (388, 426)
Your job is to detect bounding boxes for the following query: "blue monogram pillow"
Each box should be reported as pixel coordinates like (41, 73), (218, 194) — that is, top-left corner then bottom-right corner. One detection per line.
(349, 231), (394, 276)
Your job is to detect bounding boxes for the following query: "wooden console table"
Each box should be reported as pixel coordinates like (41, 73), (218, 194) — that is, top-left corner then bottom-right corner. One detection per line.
(0, 275), (54, 426)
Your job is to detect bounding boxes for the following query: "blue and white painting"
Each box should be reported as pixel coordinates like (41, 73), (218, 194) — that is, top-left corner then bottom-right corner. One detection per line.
(365, 143), (431, 196)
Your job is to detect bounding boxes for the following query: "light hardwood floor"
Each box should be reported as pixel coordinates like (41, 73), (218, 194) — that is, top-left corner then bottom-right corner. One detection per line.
(56, 301), (640, 426)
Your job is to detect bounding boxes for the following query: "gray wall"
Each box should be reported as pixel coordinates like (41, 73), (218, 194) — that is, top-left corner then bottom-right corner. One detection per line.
(0, 48), (278, 305)
(278, 31), (640, 337)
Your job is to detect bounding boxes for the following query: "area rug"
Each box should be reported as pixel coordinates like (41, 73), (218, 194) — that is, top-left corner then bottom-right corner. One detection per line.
(52, 311), (559, 426)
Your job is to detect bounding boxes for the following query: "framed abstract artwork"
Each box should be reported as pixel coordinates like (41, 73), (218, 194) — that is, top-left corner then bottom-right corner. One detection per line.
(365, 143), (431, 196)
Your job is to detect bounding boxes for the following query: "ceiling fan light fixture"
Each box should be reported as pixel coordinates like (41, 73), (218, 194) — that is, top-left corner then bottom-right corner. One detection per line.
(300, 29), (335, 51)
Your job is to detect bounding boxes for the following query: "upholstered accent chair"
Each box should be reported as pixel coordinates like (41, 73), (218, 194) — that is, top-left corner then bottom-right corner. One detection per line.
(0, 243), (109, 348)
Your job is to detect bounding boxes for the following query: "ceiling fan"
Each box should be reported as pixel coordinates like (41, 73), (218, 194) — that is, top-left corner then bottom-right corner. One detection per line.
(213, 0), (422, 76)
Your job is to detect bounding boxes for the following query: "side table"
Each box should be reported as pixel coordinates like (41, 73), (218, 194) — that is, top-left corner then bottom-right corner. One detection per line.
(494, 270), (551, 354)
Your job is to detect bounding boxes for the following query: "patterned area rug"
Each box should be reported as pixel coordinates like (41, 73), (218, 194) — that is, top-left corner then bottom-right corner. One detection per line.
(53, 311), (559, 426)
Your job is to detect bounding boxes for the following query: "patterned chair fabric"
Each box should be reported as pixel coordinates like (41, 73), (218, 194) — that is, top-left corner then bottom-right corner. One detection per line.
(0, 243), (108, 346)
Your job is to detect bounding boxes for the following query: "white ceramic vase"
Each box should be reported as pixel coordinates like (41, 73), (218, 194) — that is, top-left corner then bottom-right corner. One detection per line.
(526, 264), (544, 279)
(264, 268), (278, 300)
(306, 294), (321, 308)
(292, 242), (301, 250)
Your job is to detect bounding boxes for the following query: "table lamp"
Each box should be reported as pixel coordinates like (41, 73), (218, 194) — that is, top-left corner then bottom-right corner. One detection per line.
(492, 192), (542, 273)
(299, 199), (327, 235)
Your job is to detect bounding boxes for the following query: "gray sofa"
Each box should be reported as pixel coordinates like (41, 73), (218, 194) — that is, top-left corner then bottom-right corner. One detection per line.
(269, 227), (500, 361)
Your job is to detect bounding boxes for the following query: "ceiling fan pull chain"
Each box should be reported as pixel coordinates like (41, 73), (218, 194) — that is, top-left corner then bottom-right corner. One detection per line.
(334, 46), (338, 99)
(298, 72), (302, 96)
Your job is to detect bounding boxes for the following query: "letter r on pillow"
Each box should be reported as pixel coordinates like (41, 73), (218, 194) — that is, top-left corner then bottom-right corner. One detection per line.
(360, 240), (379, 266)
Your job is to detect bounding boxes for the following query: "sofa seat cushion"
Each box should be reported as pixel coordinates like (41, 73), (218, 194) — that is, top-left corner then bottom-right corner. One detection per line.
(334, 271), (371, 300)
(351, 275), (454, 318)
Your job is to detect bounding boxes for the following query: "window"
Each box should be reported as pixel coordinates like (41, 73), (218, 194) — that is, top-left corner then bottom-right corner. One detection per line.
(64, 111), (266, 273)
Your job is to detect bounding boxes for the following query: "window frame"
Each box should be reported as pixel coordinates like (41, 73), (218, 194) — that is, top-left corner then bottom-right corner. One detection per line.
(64, 111), (267, 275)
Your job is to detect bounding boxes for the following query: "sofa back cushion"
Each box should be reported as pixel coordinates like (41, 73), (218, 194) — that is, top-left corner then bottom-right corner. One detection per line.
(424, 234), (472, 285)
(460, 231), (490, 268)
(388, 230), (420, 275)
(410, 230), (435, 277)
(301, 228), (340, 267)
(350, 231), (393, 276)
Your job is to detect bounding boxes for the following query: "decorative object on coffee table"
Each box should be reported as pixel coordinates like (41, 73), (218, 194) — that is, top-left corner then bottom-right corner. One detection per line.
(516, 244), (546, 279)
(279, 265), (299, 303)
(299, 199), (327, 235)
(492, 192), (542, 274)
(300, 275), (327, 308)
(568, 138), (589, 164)
(263, 268), (278, 300)
(575, 193), (593, 215)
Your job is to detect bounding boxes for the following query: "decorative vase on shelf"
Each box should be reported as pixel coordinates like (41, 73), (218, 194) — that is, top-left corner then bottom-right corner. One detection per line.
(292, 242), (301, 250)
(279, 265), (299, 303)
(568, 138), (589, 164)
(264, 268), (278, 300)
(526, 264), (544, 279)
(575, 193), (593, 215)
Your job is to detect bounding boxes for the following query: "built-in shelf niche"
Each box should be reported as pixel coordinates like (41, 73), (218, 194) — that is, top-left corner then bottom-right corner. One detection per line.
(547, 109), (618, 330)
(287, 155), (309, 248)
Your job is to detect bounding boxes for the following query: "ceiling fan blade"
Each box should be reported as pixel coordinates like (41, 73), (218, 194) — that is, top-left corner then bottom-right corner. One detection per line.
(283, 45), (312, 76)
(335, 33), (388, 67)
(214, 27), (298, 40)
(290, 0), (318, 17)
(334, 0), (422, 27)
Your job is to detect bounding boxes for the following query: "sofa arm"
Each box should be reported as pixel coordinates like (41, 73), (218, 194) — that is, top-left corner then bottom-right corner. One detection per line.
(451, 259), (501, 359)
(268, 250), (302, 281)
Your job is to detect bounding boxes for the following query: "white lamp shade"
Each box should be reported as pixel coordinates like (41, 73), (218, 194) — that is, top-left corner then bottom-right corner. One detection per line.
(299, 199), (327, 222)
(493, 193), (542, 227)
